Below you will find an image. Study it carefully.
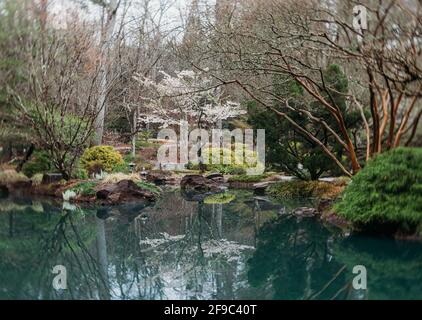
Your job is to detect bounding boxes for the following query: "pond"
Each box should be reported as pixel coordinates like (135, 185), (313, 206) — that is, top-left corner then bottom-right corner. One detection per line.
(0, 190), (422, 300)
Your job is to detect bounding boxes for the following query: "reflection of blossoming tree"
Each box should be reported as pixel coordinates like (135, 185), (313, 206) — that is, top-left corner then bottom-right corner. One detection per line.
(135, 203), (254, 299)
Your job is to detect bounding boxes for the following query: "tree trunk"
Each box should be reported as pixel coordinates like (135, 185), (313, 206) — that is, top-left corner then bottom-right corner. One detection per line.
(132, 107), (138, 158)
(94, 0), (118, 146)
(95, 216), (110, 300)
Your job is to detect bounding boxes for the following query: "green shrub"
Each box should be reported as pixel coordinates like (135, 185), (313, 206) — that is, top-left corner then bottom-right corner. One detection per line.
(80, 146), (124, 174)
(187, 162), (246, 174)
(111, 154), (134, 174)
(335, 148), (422, 233)
(22, 150), (52, 177)
(268, 181), (315, 198)
(268, 180), (342, 199)
(186, 144), (263, 175)
(69, 181), (98, 197)
(72, 167), (88, 180)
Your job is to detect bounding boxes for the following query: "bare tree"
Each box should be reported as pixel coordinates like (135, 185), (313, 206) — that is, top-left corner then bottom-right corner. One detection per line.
(106, 0), (182, 157)
(93, 0), (120, 145)
(184, 0), (422, 176)
(11, 7), (108, 179)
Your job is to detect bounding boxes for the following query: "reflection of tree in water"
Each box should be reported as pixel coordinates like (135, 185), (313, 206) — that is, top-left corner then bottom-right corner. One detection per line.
(93, 190), (278, 300)
(333, 236), (422, 300)
(132, 200), (255, 299)
(3, 194), (422, 300)
(37, 211), (112, 299)
(16, 192), (422, 300)
(0, 192), (262, 300)
(247, 215), (348, 300)
(105, 216), (166, 300)
(0, 198), (108, 299)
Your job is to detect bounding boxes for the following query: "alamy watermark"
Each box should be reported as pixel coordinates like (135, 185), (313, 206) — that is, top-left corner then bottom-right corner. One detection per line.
(155, 121), (265, 175)
(352, 265), (367, 290)
(52, 265), (67, 290)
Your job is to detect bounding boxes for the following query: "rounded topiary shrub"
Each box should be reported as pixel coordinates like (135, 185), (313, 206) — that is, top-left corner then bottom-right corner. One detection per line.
(187, 144), (263, 175)
(80, 146), (124, 174)
(335, 147), (422, 235)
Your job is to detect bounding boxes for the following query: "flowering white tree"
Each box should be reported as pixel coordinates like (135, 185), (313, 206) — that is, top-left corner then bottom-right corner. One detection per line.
(134, 70), (245, 129)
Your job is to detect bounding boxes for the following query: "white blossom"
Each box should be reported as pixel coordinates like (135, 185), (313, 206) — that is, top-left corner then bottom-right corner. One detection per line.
(134, 70), (245, 128)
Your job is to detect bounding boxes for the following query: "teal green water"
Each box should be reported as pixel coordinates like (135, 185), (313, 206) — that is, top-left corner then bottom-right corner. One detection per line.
(0, 190), (421, 300)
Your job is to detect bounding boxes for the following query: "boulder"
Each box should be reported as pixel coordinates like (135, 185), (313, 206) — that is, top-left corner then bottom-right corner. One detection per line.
(42, 173), (63, 185)
(181, 174), (219, 192)
(180, 174), (226, 201)
(145, 171), (176, 186)
(206, 173), (225, 184)
(96, 180), (157, 205)
(228, 181), (255, 190)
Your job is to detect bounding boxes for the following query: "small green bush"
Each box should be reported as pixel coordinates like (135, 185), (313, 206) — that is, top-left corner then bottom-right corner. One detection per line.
(69, 181), (98, 197)
(186, 144), (263, 175)
(335, 148), (422, 233)
(22, 150), (52, 177)
(111, 154), (134, 174)
(268, 181), (316, 198)
(72, 167), (89, 180)
(80, 146), (124, 174)
(72, 161), (89, 179)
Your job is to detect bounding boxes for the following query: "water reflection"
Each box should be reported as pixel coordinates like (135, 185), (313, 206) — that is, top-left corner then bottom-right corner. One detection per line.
(248, 215), (348, 300)
(0, 193), (422, 300)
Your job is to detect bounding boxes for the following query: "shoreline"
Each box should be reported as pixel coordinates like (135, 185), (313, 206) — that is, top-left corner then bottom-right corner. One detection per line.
(2, 174), (421, 242)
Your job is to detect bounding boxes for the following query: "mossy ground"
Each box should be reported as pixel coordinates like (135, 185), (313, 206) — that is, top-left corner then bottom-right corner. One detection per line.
(267, 180), (345, 200)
